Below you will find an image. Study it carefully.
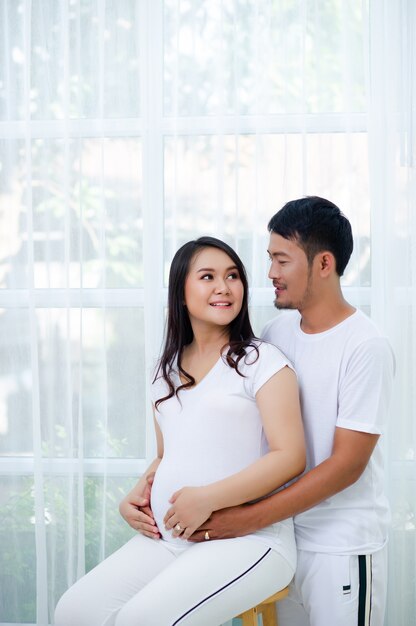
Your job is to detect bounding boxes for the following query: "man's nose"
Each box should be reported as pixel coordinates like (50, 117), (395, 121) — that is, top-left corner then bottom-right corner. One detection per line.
(268, 263), (277, 280)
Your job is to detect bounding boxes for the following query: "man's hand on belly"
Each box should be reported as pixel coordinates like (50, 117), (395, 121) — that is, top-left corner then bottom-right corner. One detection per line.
(187, 504), (258, 542)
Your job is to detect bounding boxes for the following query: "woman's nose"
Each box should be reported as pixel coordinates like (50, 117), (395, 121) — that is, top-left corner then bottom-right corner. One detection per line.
(215, 279), (230, 294)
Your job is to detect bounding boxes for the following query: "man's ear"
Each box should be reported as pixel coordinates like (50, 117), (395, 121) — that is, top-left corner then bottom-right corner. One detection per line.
(319, 252), (335, 276)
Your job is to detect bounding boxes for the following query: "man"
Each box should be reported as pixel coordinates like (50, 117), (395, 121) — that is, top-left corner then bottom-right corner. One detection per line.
(123, 196), (394, 626)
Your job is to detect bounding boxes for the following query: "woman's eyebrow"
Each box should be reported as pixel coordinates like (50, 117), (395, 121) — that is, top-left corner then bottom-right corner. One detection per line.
(196, 265), (238, 272)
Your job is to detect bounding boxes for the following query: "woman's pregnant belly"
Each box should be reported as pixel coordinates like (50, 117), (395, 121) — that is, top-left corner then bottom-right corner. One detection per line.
(151, 458), (202, 546)
(151, 449), (258, 545)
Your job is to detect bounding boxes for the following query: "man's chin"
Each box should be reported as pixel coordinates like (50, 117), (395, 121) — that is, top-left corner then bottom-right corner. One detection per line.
(273, 299), (296, 310)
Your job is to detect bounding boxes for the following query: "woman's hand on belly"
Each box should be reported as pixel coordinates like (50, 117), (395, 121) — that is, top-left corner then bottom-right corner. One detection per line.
(163, 486), (213, 540)
(119, 472), (161, 539)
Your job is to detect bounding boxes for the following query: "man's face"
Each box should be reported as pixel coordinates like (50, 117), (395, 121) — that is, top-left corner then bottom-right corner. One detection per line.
(267, 233), (313, 310)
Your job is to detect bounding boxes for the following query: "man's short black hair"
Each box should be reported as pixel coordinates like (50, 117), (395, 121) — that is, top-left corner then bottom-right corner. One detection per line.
(268, 196), (353, 276)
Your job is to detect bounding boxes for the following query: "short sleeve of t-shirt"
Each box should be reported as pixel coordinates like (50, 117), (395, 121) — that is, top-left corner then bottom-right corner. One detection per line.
(242, 341), (294, 398)
(150, 362), (169, 407)
(336, 336), (395, 435)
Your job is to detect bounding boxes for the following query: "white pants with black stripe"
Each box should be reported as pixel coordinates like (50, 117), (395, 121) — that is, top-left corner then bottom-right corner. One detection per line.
(54, 534), (294, 626)
(276, 547), (388, 626)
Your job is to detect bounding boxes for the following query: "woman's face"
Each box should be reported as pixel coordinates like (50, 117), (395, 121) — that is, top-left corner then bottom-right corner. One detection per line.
(183, 247), (244, 332)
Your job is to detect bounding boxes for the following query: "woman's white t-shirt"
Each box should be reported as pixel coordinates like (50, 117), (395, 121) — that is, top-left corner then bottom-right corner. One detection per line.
(150, 341), (297, 568)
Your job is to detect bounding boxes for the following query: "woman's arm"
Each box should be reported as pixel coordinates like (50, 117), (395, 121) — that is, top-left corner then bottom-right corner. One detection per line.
(164, 366), (305, 539)
(119, 413), (164, 539)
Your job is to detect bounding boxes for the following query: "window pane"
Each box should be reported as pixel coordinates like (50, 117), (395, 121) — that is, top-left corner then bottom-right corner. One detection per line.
(0, 307), (146, 458)
(0, 2), (25, 121)
(0, 137), (143, 289)
(164, 0), (365, 116)
(30, 0), (65, 120)
(27, 0), (141, 120)
(389, 306), (414, 462)
(0, 474), (138, 624)
(164, 132), (369, 288)
(0, 308), (32, 456)
(74, 0), (141, 119)
(0, 138), (28, 289)
(0, 475), (36, 623)
(249, 306), (277, 336)
(79, 308), (146, 459)
(37, 307), (146, 459)
(389, 480), (416, 626)
(45, 474), (137, 583)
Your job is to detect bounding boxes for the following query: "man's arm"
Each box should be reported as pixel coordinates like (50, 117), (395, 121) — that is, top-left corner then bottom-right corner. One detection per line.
(188, 426), (379, 541)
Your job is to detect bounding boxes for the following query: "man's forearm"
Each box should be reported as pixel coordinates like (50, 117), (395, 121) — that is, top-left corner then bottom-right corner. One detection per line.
(243, 470), (325, 529)
(189, 428), (379, 542)
(189, 463), (352, 541)
(242, 427), (379, 529)
(235, 450), (368, 531)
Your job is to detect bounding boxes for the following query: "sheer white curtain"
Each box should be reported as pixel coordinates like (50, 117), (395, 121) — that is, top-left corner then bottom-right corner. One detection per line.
(1, 2), (151, 624)
(0, 1), (414, 625)
(367, 2), (416, 623)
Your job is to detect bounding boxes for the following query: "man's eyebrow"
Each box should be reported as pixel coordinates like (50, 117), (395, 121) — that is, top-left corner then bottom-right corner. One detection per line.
(267, 250), (290, 258)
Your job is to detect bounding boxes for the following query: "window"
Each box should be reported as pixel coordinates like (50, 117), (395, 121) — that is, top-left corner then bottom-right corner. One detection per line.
(2, 2), (414, 625)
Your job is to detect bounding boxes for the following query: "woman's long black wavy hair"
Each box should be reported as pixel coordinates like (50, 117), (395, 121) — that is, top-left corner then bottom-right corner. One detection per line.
(153, 236), (258, 409)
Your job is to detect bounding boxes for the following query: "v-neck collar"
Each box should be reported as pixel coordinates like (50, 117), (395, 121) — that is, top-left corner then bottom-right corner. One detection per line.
(176, 349), (226, 392)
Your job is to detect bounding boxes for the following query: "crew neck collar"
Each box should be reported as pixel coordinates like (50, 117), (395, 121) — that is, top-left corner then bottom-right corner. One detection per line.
(296, 308), (359, 338)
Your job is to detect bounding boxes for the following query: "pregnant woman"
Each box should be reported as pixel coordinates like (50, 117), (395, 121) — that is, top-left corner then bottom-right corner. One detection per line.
(54, 236), (305, 626)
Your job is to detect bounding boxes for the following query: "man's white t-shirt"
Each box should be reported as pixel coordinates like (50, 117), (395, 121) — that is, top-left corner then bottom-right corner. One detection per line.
(262, 309), (395, 555)
(150, 341), (297, 568)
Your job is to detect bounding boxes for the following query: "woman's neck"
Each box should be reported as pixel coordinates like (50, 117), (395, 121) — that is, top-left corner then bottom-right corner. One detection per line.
(185, 326), (230, 358)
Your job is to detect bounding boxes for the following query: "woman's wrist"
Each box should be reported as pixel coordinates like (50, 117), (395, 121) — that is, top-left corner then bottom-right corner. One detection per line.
(202, 484), (221, 512)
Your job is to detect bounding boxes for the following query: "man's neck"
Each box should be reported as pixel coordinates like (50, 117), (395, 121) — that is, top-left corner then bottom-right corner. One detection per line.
(299, 299), (356, 334)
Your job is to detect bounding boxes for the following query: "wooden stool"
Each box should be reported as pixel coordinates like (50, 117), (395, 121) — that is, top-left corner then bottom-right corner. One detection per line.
(236, 586), (289, 626)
